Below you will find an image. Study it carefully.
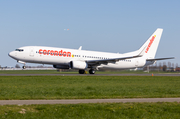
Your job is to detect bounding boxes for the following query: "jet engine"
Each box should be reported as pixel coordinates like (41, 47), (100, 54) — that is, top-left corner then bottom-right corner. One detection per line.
(53, 65), (69, 69)
(70, 61), (88, 69)
(135, 58), (146, 67)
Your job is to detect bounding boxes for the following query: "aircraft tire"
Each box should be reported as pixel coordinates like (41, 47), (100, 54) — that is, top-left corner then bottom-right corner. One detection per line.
(79, 70), (85, 74)
(22, 66), (26, 69)
(89, 69), (95, 74)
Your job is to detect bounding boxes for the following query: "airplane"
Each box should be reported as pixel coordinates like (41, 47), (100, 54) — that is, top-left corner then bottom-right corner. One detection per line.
(8, 28), (174, 74)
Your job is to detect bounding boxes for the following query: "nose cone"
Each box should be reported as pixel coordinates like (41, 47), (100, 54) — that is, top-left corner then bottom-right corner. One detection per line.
(8, 51), (15, 58)
(8, 52), (12, 57)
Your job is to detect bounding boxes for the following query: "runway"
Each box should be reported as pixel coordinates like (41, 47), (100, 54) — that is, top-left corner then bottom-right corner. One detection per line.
(0, 98), (180, 105)
(0, 73), (180, 76)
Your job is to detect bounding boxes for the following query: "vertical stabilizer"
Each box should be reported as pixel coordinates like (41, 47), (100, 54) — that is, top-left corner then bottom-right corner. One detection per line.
(139, 28), (163, 59)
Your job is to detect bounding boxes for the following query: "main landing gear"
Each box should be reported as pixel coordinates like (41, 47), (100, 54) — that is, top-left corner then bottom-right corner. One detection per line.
(79, 70), (85, 74)
(78, 69), (95, 74)
(89, 69), (95, 74)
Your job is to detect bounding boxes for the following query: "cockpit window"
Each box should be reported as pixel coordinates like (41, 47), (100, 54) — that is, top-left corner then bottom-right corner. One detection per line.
(15, 49), (24, 52)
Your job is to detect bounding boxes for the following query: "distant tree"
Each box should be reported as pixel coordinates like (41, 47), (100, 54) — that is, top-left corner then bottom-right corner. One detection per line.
(163, 62), (166, 66)
(159, 62), (162, 67)
(163, 65), (167, 71)
(176, 63), (179, 68)
(168, 62), (171, 68)
(172, 63), (174, 68)
(0, 65), (1, 68)
(158, 62), (162, 71)
(15, 64), (21, 68)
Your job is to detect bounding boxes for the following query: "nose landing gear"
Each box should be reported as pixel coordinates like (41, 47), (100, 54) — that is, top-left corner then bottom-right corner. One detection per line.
(17, 60), (26, 69)
(22, 66), (26, 69)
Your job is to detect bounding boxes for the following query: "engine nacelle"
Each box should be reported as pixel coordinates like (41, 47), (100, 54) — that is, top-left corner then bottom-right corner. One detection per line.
(135, 58), (146, 67)
(70, 61), (88, 70)
(53, 65), (69, 69)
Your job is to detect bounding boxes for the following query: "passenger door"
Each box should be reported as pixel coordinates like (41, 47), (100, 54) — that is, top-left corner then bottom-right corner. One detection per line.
(29, 47), (34, 57)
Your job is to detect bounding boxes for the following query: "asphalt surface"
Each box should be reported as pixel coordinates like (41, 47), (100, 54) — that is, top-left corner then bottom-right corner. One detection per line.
(0, 73), (180, 76)
(0, 98), (180, 105)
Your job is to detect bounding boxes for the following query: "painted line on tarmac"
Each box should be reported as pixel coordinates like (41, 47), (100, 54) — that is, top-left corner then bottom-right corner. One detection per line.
(0, 98), (180, 105)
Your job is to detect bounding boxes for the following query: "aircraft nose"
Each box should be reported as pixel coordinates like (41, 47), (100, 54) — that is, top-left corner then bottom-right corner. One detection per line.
(8, 52), (12, 57)
(8, 51), (14, 58)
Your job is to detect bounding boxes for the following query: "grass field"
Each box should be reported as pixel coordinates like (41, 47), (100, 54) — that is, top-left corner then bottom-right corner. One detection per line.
(0, 70), (179, 74)
(0, 76), (180, 99)
(0, 102), (180, 118)
(0, 70), (69, 74)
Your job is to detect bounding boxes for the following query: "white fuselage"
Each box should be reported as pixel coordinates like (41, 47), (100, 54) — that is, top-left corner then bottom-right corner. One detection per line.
(9, 46), (152, 70)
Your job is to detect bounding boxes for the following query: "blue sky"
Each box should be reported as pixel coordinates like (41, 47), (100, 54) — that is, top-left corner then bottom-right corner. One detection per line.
(0, 0), (179, 67)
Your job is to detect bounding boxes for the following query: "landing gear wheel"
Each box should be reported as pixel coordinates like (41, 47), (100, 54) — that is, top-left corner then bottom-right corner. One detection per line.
(22, 66), (26, 69)
(89, 69), (95, 74)
(79, 70), (85, 74)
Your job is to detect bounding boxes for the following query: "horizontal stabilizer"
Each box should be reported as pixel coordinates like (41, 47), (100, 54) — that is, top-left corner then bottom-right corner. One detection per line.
(146, 57), (175, 61)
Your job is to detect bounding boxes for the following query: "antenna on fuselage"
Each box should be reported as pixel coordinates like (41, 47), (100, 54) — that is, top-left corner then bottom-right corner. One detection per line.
(78, 46), (82, 50)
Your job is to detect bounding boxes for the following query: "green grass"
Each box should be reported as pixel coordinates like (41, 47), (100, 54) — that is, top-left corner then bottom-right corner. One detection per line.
(1, 102), (180, 119)
(0, 70), (76, 74)
(0, 70), (179, 74)
(0, 76), (180, 99)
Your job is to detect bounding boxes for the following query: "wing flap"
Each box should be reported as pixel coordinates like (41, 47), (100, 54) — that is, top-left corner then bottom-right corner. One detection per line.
(86, 46), (147, 65)
(87, 54), (143, 65)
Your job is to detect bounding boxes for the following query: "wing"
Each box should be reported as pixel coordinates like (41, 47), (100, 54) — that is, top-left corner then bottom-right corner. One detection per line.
(86, 46), (147, 66)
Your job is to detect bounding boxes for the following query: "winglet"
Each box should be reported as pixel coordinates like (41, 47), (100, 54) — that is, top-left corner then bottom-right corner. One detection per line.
(78, 46), (82, 50)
